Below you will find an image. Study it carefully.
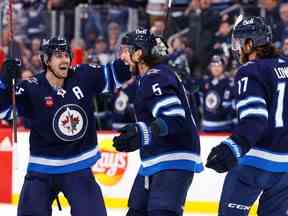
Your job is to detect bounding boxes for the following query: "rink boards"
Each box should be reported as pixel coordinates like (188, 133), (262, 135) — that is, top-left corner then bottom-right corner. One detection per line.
(0, 129), (258, 214)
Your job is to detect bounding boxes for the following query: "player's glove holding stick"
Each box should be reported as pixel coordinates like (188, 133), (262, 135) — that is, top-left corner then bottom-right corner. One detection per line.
(2, 58), (21, 91)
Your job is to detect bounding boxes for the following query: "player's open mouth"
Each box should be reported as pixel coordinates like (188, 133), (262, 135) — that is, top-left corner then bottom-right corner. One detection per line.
(59, 65), (68, 70)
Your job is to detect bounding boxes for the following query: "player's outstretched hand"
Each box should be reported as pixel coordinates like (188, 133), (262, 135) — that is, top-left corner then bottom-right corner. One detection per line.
(206, 142), (238, 173)
(113, 124), (141, 152)
(2, 58), (21, 89)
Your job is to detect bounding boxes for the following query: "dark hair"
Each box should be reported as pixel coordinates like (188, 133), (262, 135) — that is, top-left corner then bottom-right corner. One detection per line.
(255, 43), (280, 59)
(141, 55), (166, 67)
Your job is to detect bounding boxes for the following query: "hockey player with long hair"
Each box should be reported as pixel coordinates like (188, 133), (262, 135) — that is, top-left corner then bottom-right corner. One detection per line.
(113, 28), (203, 216)
(206, 16), (288, 216)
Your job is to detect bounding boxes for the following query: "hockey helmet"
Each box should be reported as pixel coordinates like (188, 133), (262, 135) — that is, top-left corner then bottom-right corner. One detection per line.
(232, 16), (272, 52)
(40, 36), (72, 65)
(121, 28), (168, 57)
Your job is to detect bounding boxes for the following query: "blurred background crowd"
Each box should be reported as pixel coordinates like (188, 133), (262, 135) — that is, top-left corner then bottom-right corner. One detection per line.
(1, 0), (288, 132)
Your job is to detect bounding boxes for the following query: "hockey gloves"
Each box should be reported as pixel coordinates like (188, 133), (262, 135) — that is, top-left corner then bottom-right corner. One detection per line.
(206, 136), (250, 173)
(2, 58), (21, 91)
(113, 119), (168, 152)
(113, 122), (150, 152)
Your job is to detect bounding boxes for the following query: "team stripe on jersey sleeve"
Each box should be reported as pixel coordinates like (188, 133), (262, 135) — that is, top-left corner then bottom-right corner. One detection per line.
(152, 96), (185, 118)
(240, 148), (288, 172)
(236, 96), (266, 109)
(239, 108), (268, 119)
(110, 60), (122, 90)
(237, 96), (268, 120)
(101, 64), (111, 93)
(102, 61), (123, 93)
(139, 151), (203, 175)
(162, 107), (186, 118)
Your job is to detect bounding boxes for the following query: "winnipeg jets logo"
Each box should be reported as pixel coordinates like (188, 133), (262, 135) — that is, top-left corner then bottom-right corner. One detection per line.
(61, 110), (80, 133)
(53, 104), (88, 141)
(205, 90), (220, 112)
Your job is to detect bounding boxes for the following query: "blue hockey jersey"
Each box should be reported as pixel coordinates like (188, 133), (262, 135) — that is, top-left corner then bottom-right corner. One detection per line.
(0, 60), (130, 174)
(134, 64), (203, 176)
(232, 58), (288, 172)
(199, 75), (236, 132)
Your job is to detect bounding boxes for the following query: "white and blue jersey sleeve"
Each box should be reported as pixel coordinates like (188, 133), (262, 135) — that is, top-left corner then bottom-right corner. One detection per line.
(139, 70), (187, 136)
(75, 60), (131, 94)
(233, 63), (269, 148)
(0, 78), (30, 120)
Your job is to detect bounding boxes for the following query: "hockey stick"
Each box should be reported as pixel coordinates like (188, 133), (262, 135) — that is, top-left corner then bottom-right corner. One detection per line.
(7, 0), (20, 172)
(164, 0), (173, 36)
(8, 0), (17, 143)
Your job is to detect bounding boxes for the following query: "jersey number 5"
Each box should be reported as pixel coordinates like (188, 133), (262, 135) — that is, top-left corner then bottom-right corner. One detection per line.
(152, 83), (162, 96)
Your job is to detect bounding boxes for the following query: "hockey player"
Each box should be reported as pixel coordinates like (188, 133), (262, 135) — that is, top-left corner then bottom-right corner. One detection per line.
(206, 16), (288, 215)
(0, 37), (130, 216)
(199, 55), (236, 132)
(113, 28), (203, 216)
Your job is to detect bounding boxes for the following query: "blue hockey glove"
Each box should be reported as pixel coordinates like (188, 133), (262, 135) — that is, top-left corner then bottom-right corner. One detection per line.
(206, 136), (250, 173)
(2, 58), (21, 90)
(113, 119), (168, 152)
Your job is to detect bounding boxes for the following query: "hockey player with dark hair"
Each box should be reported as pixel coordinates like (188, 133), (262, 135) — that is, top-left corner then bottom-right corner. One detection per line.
(206, 16), (288, 215)
(0, 37), (130, 216)
(113, 28), (203, 216)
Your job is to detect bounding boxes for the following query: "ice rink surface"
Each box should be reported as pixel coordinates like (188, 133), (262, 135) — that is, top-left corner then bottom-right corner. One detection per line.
(0, 204), (214, 216)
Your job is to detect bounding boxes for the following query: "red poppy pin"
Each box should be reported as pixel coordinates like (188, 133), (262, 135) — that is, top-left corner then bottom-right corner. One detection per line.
(44, 96), (54, 108)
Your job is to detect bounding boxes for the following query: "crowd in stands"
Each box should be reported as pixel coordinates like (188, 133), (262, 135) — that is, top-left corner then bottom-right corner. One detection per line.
(1, 0), (288, 132)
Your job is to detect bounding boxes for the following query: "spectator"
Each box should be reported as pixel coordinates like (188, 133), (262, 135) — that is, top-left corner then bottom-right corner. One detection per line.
(260, 0), (282, 47)
(146, 0), (168, 26)
(279, 2), (288, 43)
(30, 54), (42, 74)
(167, 35), (192, 82)
(85, 30), (99, 50)
(210, 0), (235, 12)
(21, 68), (34, 80)
(70, 38), (86, 65)
(94, 36), (108, 54)
(281, 37), (288, 58)
(150, 18), (166, 37)
(94, 36), (112, 64)
(1, 27), (22, 60)
(165, 0), (191, 35)
(212, 19), (232, 51)
(31, 37), (41, 55)
(107, 21), (122, 53)
(24, 1), (47, 39)
(84, 8), (103, 48)
(107, 5), (129, 32)
(187, 0), (222, 74)
(199, 55), (236, 132)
